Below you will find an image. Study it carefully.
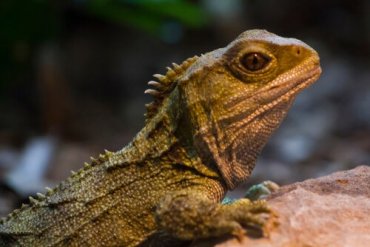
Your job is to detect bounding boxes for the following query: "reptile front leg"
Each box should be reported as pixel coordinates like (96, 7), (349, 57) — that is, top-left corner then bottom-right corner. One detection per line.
(155, 190), (276, 241)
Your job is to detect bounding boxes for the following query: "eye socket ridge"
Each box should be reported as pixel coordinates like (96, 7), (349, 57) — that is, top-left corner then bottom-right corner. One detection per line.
(240, 52), (271, 72)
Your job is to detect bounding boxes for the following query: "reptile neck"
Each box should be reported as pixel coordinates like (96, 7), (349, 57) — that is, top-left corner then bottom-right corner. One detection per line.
(117, 89), (221, 181)
(122, 91), (180, 163)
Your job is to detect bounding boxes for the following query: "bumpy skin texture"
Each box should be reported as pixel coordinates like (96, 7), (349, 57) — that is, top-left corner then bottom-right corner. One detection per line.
(0, 30), (321, 247)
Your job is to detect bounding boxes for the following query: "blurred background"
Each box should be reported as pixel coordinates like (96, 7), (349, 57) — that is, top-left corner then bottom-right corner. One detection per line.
(0, 0), (369, 213)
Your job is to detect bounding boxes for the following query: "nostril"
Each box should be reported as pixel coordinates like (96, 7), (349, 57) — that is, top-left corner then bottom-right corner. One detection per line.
(295, 47), (301, 55)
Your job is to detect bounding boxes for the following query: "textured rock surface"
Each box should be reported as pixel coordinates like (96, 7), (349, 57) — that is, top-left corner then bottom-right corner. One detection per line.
(193, 165), (370, 247)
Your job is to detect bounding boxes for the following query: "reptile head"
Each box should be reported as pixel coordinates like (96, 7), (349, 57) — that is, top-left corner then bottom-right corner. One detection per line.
(179, 29), (321, 189)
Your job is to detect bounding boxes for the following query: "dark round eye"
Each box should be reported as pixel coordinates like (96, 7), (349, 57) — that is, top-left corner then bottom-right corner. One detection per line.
(241, 53), (271, 72)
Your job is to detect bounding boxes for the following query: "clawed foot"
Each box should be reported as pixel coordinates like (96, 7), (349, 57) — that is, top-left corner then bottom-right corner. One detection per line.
(156, 191), (278, 242)
(223, 198), (278, 239)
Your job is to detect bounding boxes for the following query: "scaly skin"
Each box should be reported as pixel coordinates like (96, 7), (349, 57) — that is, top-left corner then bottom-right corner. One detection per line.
(0, 30), (321, 247)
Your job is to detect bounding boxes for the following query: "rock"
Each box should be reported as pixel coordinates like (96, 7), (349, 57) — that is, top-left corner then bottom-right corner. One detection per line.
(193, 165), (370, 247)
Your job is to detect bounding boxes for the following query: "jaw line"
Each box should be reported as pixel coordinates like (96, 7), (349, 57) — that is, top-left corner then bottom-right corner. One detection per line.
(254, 59), (321, 103)
(222, 59), (321, 117)
(225, 64), (321, 147)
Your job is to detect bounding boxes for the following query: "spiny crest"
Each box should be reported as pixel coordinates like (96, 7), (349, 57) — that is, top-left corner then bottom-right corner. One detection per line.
(144, 55), (199, 120)
(66, 149), (113, 180)
(0, 194), (46, 223)
(0, 149), (114, 224)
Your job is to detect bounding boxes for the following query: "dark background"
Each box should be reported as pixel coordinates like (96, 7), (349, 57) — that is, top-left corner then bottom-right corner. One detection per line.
(0, 0), (369, 213)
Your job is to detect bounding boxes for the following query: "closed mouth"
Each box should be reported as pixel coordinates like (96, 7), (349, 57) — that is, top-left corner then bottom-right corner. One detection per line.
(254, 62), (322, 104)
(222, 61), (321, 142)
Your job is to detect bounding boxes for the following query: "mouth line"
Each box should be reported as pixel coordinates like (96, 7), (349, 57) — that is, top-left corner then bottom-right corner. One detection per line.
(224, 65), (321, 142)
(251, 65), (322, 117)
(221, 64), (321, 122)
(223, 60), (321, 111)
(254, 65), (322, 102)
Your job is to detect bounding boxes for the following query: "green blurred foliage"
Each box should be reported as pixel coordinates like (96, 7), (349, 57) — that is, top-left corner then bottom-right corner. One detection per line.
(87, 0), (207, 33)
(0, 0), (207, 98)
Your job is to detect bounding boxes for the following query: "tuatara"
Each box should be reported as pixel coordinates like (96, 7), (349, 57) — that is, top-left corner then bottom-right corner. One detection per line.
(0, 29), (321, 247)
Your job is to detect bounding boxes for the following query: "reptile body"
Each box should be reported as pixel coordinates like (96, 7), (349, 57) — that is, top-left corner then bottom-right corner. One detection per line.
(0, 30), (321, 246)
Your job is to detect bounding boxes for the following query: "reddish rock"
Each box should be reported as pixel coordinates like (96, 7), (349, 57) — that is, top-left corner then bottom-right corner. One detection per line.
(195, 165), (370, 247)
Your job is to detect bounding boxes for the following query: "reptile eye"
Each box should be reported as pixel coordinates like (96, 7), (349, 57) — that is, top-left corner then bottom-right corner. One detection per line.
(241, 53), (271, 72)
